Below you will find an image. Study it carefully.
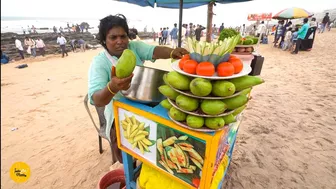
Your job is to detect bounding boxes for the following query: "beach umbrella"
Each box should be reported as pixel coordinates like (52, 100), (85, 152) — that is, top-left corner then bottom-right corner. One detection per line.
(272, 7), (313, 20)
(115, 0), (251, 46)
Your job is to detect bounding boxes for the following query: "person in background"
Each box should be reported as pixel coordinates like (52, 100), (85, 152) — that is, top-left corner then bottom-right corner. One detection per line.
(88, 14), (188, 163)
(78, 38), (86, 52)
(290, 27), (299, 52)
(27, 25), (31, 34)
(35, 37), (46, 56)
(219, 23), (224, 33)
(319, 12), (330, 33)
(282, 27), (292, 51)
(53, 26), (57, 33)
(162, 27), (168, 45)
(310, 17), (318, 28)
(329, 21), (334, 31)
(24, 36), (36, 57)
(240, 24), (246, 37)
(1, 50), (10, 64)
(70, 39), (77, 52)
(257, 21), (266, 40)
(189, 23), (195, 38)
(170, 23), (178, 48)
(292, 18), (309, 54)
(158, 28), (163, 45)
(212, 24), (218, 41)
(22, 27), (26, 34)
(14, 36), (24, 59)
(166, 27), (171, 45)
(32, 25), (37, 33)
(195, 25), (206, 41)
(274, 20), (284, 47)
(185, 24), (190, 38)
(56, 33), (68, 57)
(271, 25), (276, 35)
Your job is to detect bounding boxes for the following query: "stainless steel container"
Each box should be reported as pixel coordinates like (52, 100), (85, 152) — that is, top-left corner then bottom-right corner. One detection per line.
(121, 66), (168, 105)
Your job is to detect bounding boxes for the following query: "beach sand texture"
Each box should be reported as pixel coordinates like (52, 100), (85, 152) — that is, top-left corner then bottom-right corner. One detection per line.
(1, 31), (336, 189)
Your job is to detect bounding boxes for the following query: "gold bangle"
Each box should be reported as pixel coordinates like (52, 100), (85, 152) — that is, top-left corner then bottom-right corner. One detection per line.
(170, 49), (175, 59)
(107, 81), (116, 95)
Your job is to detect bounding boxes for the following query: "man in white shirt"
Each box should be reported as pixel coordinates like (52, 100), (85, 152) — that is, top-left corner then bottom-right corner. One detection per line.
(56, 33), (68, 57)
(257, 21), (266, 42)
(35, 37), (46, 56)
(14, 36), (24, 59)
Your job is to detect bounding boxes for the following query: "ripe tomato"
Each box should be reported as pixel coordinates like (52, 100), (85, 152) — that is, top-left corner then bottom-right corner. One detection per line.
(196, 62), (215, 76)
(230, 59), (243, 74)
(179, 54), (191, 69)
(183, 60), (198, 74)
(217, 62), (234, 76)
(228, 55), (239, 62)
(181, 54), (190, 61)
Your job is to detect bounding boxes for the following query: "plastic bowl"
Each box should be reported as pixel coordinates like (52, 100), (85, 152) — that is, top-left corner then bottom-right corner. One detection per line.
(98, 169), (126, 189)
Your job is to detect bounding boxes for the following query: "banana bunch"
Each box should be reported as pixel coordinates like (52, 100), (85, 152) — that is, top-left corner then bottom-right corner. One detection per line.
(122, 114), (155, 154)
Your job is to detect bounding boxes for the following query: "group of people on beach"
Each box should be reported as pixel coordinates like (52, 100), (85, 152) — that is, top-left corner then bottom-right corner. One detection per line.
(271, 12), (333, 55)
(8, 33), (87, 61)
(156, 22), (224, 48)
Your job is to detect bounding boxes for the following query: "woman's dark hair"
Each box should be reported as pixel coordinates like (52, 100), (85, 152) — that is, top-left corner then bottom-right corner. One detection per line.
(98, 14), (129, 50)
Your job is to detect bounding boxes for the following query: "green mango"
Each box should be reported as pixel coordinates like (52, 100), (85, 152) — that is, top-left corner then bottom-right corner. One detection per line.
(166, 71), (191, 90)
(190, 78), (212, 97)
(163, 74), (169, 85)
(176, 95), (199, 112)
(160, 99), (172, 110)
(222, 114), (236, 124)
(232, 104), (247, 116)
(201, 100), (227, 115)
(158, 85), (179, 100)
(169, 107), (187, 121)
(243, 39), (254, 45)
(229, 76), (264, 91)
(240, 87), (252, 96)
(115, 49), (136, 78)
(205, 117), (225, 129)
(222, 95), (248, 110)
(186, 115), (204, 128)
(212, 80), (236, 97)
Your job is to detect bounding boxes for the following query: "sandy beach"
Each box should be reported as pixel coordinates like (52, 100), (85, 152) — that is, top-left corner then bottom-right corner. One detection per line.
(1, 31), (336, 189)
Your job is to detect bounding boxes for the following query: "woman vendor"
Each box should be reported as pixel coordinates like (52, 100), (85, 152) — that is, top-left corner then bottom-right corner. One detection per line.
(88, 14), (189, 163)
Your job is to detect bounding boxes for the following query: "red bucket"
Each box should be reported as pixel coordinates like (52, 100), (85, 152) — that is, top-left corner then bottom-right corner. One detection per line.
(98, 169), (126, 189)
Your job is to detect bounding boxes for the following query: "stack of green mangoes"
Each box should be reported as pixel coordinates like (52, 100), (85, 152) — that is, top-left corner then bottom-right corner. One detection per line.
(159, 71), (264, 130)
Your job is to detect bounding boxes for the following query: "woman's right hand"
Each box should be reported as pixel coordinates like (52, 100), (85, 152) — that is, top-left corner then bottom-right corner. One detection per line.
(109, 66), (133, 93)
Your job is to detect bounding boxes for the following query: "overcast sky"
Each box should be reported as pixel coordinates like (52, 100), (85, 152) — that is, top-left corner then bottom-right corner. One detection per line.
(1, 0), (336, 27)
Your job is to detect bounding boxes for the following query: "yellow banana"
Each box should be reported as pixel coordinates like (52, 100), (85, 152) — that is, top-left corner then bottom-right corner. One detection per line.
(142, 138), (152, 146)
(140, 140), (149, 152)
(134, 134), (145, 142)
(129, 128), (140, 138)
(121, 123), (128, 131)
(138, 122), (145, 130)
(126, 124), (131, 138)
(139, 131), (149, 136)
(132, 141), (137, 149)
(131, 116), (137, 125)
(125, 114), (132, 124)
(138, 141), (144, 154)
(131, 124), (139, 133)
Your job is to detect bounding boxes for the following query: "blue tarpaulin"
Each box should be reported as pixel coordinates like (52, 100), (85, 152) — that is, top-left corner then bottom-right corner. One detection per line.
(117, 0), (251, 9)
(115, 0), (251, 45)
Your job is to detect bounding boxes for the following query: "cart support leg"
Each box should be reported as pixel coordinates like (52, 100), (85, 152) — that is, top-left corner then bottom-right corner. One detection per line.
(99, 135), (103, 154)
(122, 151), (137, 189)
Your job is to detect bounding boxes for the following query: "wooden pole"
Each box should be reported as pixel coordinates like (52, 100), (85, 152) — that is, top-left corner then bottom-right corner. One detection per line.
(178, 0), (183, 47)
(206, 2), (214, 42)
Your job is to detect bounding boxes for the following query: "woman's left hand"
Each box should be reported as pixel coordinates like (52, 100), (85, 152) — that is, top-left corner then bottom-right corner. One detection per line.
(171, 48), (189, 59)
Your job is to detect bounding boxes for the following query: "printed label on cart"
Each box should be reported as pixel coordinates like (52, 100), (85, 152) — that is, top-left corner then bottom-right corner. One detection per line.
(156, 124), (205, 188)
(118, 108), (158, 164)
(117, 108), (206, 188)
